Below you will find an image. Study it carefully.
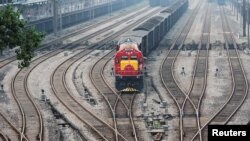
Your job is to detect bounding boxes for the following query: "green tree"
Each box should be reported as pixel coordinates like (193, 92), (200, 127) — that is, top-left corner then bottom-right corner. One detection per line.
(0, 5), (44, 68)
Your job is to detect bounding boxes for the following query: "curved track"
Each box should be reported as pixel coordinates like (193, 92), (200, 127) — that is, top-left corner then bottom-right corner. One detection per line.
(11, 51), (61, 141)
(51, 8), (162, 141)
(0, 131), (8, 141)
(0, 7), (149, 69)
(39, 5), (148, 50)
(183, 4), (211, 141)
(0, 111), (29, 141)
(210, 5), (248, 125)
(159, 0), (204, 141)
(90, 48), (139, 141)
(191, 5), (249, 141)
(0, 56), (16, 69)
(9, 7), (158, 141)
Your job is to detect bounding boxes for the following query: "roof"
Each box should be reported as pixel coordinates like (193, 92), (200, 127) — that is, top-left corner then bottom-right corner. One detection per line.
(149, 16), (165, 24)
(133, 16), (163, 31)
(119, 30), (149, 44)
(157, 13), (171, 19)
(134, 21), (156, 31)
(122, 30), (149, 37)
(119, 35), (142, 45)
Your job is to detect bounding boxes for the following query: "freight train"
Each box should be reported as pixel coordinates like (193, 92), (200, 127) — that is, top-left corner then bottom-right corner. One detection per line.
(114, 0), (188, 92)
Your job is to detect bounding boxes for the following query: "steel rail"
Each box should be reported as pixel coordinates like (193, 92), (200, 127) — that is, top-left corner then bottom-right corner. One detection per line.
(0, 111), (28, 141)
(183, 4), (211, 141)
(52, 8), (163, 141)
(97, 49), (138, 141)
(191, 5), (249, 140)
(0, 131), (8, 141)
(0, 7), (149, 69)
(159, 0), (203, 141)
(8, 7), (156, 141)
(0, 56), (16, 68)
(39, 6), (148, 50)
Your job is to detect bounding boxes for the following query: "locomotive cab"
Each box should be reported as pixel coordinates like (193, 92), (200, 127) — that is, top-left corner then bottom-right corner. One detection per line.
(114, 38), (144, 91)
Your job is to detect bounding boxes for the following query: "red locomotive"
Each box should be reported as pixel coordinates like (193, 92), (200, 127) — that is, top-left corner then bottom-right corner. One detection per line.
(114, 0), (189, 92)
(114, 37), (144, 91)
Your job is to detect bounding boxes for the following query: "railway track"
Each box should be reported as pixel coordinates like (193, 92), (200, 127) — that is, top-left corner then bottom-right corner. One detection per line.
(0, 6), (149, 69)
(183, 4), (211, 141)
(51, 8), (162, 141)
(9, 7), (159, 141)
(159, 0), (203, 141)
(90, 48), (139, 141)
(211, 6), (248, 125)
(39, 4), (147, 49)
(0, 56), (16, 69)
(117, 93), (138, 141)
(0, 131), (8, 141)
(0, 111), (28, 141)
(191, 5), (249, 141)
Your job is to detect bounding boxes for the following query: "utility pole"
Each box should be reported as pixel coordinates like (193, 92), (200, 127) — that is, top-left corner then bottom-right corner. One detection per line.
(231, 1), (235, 15)
(91, 0), (95, 19)
(237, 0), (238, 21)
(109, 0), (112, 15)
(59, 1), (62, 35)
(53, 0), (62, 36)
(248, 0), (250, 49)
(53, 0), (58, 35)
(243, 0), (246, 36)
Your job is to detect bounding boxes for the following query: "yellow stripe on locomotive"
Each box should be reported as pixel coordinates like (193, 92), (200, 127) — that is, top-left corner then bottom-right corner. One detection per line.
(120, 60), (138, 71)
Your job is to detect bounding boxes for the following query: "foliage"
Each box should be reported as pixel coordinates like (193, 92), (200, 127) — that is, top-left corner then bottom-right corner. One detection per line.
(0, 5), (44, 68)
(15, 27), (44, 68)
(0, 5), (24, 51)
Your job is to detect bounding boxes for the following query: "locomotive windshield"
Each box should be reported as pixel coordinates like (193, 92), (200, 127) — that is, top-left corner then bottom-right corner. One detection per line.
(118, 38), (138, 45)
(121, 56), (129, 60)
(131, 56), (137, 60)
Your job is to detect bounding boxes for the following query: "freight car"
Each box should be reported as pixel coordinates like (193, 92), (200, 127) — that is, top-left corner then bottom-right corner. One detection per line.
(28, 0), (142, 33)
(114, 0), (188, 92)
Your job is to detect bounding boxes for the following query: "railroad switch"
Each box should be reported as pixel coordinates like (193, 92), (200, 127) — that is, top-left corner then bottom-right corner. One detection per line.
(41, 89), (45, 94)
(36, 135), (40, 140)
(144, 66), (148, 76)
(110, 67), (114, 76)
(215, 68), (219, 76)
(152, 99), (161, 104)
(181, 67), (185, 75)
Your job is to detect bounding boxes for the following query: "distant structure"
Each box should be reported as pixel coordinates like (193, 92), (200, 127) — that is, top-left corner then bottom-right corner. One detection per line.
(0, 0), (13, 4)
(149, 0), (171, 7)
(218, 0), (225, 5)
(0, 0), (26, 4)
(0, 0), (143, 33)
(0, 0), (118, 22)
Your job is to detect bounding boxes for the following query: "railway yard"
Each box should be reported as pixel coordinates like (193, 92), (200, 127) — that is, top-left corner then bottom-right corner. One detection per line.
(1, 0), (250, 141)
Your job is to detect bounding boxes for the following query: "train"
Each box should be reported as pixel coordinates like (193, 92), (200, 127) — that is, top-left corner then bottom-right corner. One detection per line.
(27, 0), (142, 33)
(114, 0), (189, 92)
